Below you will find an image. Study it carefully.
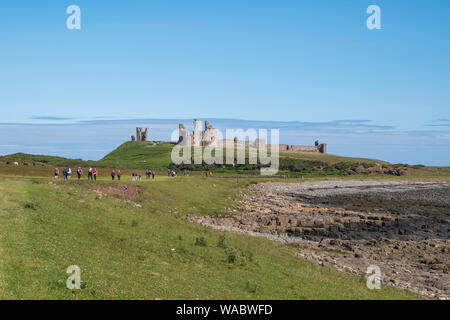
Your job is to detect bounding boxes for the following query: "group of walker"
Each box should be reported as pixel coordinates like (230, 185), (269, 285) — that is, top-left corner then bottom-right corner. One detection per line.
(54, 167), (102, 181)
(55, 167), (99, 180)
(54, 167), (209, 180)
(131, 170), (155, 181)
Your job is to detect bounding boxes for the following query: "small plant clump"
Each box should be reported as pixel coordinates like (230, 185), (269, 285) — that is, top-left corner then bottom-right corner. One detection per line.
(218, 234), (226, 248)
(246, 280), (258, 293)
(23, 202), (38, 210)
(195, 236), (207, 246)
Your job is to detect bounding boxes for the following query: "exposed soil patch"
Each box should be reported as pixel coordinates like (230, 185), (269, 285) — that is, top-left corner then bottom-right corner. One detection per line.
(81, 184), (143, 201)
(190, 180), (450, 299)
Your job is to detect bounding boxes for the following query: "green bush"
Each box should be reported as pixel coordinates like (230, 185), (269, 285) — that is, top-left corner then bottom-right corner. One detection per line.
(195, 237), (207, 246)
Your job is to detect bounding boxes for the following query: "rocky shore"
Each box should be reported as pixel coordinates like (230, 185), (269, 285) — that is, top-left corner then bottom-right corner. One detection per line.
(190, 180), (450, 299)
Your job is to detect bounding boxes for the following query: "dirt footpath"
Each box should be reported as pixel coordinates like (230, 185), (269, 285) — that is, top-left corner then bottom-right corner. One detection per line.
(191, 180), (450, 299)
(81, 183), (143, 200)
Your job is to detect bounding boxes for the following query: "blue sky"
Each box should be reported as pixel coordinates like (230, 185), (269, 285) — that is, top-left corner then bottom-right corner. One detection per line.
(0, 1), (449, 165)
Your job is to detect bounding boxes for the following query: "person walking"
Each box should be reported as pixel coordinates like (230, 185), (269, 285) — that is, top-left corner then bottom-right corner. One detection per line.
(132, 172), (135, 181)
(138, 172), (142, 181)
(151, 171), (155, 179)
(111, 170), (116, 181)
(67, 167), (72, 180)
(77, 167), (82, 180)
(88, 167), (93, 180)
(63, 168), (67, 180)
(117, 170), (121, 181)
(93, 168), (98, 181)
(54, 167), (59, 179)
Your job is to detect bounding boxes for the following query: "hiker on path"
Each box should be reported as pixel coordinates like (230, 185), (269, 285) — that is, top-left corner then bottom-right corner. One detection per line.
(117, 170), (121, 181)
(205, 171), (209, 177)
(67, 167), (72, 180)
(54, 167), (59, 179)
(132, 172), (135, 181)
(93, 168), (98, 181)
(77, 167), (82, 180)
(63, 168), (67, 180)
(88, 167), (93, 180)
(138, 172), (142, 180)
(111, 170), (116, 181)
(151, 171), (155, 179)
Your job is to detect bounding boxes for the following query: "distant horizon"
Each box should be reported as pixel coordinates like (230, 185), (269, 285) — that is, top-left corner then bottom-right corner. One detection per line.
(1, 117), (449, 166)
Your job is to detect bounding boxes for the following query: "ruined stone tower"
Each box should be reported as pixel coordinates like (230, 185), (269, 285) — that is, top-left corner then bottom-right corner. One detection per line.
(177, 119), (217, 147)
(178, 123), (191, 145)
(202, 121), (217, 147)
(134, 127), (149, 142)
(193, 119), (202, 147)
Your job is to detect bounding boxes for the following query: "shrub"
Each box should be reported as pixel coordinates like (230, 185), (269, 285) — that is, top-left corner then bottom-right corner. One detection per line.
(225, 248), (237, 263)
(195, 237), (207, 246)
(24, 202), (38, 210)
(217, 234), (226, 248)
(246, 280), (258, 293)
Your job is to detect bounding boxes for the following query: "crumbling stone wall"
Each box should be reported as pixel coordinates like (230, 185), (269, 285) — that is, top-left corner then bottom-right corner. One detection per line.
(266, 144), (289, 151)
(318, 143), (327, 153)
(202, 121), (217, 147)
(289, 145), (319, 152)
(175, 120), (327, 153)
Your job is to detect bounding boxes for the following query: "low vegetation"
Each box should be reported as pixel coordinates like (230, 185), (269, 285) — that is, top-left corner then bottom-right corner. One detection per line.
(0, 176), (419, 299)
(1, 142), (449, 179)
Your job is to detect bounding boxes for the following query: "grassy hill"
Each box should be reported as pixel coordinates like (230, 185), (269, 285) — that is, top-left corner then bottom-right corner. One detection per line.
(279, 151), (388, 165)
(100, 141), (174, 169)
(100, 142), (388, 167)
(2, 142), (449, 178)
(0, 175), (419, 299)
(0, 152), (98, 167)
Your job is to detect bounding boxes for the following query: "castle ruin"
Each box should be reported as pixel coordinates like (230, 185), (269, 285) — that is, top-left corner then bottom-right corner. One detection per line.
(177, 119), (327, 153)
(131, 127), (149, 142)
(178, 119), (218, 147)
(129, 120), (327, 153)
(217, 139), (327, 153)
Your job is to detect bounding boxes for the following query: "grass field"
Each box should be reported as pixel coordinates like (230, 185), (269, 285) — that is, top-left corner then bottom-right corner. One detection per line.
(2, 142), (449, 178)
(0, 174), (420, 299)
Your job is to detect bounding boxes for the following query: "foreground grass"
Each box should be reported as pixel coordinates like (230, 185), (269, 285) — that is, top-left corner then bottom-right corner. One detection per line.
(0, 175), (419, 299)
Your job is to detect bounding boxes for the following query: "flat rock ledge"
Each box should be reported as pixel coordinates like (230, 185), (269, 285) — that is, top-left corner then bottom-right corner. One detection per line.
(188, 180), (450, 300)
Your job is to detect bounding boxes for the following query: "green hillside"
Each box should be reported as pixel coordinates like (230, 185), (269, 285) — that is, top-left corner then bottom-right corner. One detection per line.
(99, 142), (391, 174)
(100, 142), (174, 169)
(2, 142), (449, 178)
(0, 153), (97, 167)
(0, 176), (419, 299)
